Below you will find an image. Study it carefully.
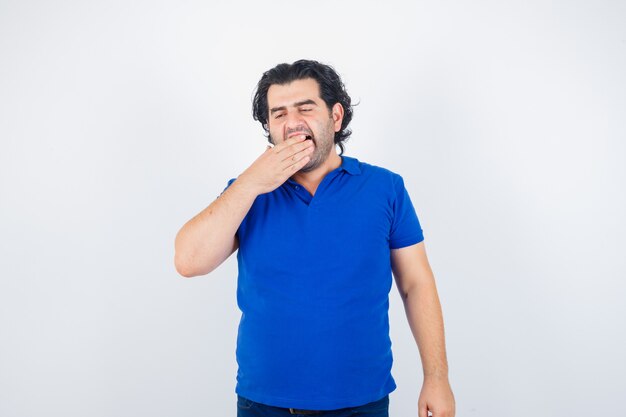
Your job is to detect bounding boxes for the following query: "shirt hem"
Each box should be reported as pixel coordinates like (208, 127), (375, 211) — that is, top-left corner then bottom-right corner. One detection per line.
(389, 234), (424, 249)
(235, 385), (396, 410)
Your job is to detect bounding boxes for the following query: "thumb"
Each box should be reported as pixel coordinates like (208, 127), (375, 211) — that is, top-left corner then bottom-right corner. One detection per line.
(418, 403), (429, 417)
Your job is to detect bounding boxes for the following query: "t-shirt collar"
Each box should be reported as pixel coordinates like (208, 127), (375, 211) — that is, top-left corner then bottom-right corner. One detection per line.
(339, 155), (362, 175)
(287, 156), (361, 186)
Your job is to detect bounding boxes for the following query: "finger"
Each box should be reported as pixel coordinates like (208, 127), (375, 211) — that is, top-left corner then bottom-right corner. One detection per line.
(274, 135), (307, 154)
(280, 142), (314, 168)
(283, 154), (310, 173)
(418, 404), (428, 417)
(274, 135), (306, 154)
(280, 140), (314, 163)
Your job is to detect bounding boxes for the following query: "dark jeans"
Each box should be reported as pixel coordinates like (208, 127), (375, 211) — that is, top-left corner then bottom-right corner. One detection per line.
(236, 394), (389, 417)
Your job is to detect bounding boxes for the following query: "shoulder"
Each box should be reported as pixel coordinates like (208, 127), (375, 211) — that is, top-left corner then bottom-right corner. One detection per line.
(347, 158), (413, 208)
(347, 156), (406, 186)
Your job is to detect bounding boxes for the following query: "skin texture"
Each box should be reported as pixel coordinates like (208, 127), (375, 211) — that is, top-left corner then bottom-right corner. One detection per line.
(392, 241), (456, 417)
(175, 77), (455, 416)
(174, 134), (314, 276)
(265, 77), (344, 195)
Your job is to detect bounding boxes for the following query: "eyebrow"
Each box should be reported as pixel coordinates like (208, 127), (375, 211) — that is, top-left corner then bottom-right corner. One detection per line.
(269, 99), (318, 115)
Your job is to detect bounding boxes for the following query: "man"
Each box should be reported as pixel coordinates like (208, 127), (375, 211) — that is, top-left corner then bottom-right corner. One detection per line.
(174, 60), (455, 417)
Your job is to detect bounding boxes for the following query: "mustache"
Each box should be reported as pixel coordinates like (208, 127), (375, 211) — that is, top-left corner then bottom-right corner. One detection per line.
(269, 132), (314, 144)
(286, 130), (313, 138)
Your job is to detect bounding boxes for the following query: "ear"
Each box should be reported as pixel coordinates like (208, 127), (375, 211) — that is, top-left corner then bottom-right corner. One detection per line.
(331, 103), (344, 132)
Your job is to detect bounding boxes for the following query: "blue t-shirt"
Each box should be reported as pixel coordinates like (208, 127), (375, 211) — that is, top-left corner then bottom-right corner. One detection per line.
(224, 155), (424, 410)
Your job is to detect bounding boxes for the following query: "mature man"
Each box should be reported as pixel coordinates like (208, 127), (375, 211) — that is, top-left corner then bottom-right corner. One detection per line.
(174, 60), (455, 417)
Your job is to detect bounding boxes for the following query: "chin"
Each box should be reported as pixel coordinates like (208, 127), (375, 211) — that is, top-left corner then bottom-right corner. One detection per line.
(299, 163), (316, 173)
(299, 157), (322, 173)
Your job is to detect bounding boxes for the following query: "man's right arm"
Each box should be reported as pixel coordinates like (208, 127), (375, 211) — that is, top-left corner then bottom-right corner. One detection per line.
(174, 135), (313, 277)
(174, 179), (256, 277)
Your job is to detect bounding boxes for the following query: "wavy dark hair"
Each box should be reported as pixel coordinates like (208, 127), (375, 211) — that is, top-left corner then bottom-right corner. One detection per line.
(252, 59), (354, 155)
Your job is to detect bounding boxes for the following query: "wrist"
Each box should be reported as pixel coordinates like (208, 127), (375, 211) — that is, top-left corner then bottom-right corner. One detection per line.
(231, 174), (263, 198)
(423, 370), (449, 382)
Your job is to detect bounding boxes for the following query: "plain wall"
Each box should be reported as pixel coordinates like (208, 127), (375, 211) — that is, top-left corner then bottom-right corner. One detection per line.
(1, 1), (625, 416)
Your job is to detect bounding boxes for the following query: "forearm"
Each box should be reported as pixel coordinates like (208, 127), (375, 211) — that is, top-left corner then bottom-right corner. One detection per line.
(175, 136), (314, 277)
(402, 278), (449, 380)
(174, 179), (258, 277)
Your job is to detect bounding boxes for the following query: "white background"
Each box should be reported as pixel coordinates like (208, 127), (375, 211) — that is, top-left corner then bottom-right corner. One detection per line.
(1, 1), (625, 416)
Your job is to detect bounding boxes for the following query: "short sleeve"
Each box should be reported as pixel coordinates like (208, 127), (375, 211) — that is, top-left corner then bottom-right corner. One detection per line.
(389, 175), (424, 249)
(218, 177), (237, 198)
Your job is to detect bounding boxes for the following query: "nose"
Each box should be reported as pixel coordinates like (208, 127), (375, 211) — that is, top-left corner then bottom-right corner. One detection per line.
(285, 111), (304, 127)
(284, 112), (308, 137)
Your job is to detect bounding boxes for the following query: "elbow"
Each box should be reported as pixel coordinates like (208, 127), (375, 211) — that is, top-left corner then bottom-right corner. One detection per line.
(174, 233), (212, 278)
(174, 255), (202, 278)
(174, 231), (235, 277)
(174, 257), (195, 278)
(174, 252), (217, 278)
(176, 265), (198, 278)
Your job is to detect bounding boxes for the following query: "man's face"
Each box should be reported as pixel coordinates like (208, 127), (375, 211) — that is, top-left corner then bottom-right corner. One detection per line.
(267, 78), (343, 172)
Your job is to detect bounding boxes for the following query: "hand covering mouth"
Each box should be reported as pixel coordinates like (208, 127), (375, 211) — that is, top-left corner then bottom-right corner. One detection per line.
(287, 132), (314, 142)
(288, 132), (312, 138)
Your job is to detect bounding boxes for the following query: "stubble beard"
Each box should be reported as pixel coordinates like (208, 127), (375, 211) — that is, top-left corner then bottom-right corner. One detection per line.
(268, 119), (337, 174)
(298, 121), (336, 173)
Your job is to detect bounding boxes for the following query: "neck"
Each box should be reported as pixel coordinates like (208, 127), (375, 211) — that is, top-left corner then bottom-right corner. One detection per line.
(291, 151), (342, 195)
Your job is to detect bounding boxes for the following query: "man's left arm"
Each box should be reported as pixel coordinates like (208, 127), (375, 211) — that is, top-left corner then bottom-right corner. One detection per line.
(391, 241), (456, 417)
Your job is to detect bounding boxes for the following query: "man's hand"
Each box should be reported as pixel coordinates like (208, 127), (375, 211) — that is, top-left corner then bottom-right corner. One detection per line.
(418, 377), (455, 417)
(237, 135), (314, 195)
